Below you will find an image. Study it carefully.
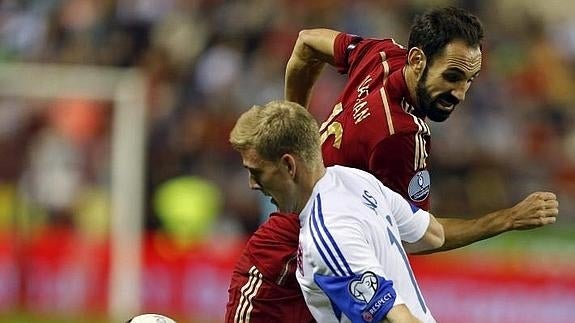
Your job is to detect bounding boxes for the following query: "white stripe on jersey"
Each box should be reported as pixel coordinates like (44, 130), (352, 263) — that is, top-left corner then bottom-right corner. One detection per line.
(401, 97), (414, 114)
(412, 116), (430, 170)
(234, 266), (263, 323)
(379, 51), (394, 135)
(380, 87), (395, 136)
(379, 51), (390, 82)
(277, 255), (296, 285)
(390, 38), (406, 49)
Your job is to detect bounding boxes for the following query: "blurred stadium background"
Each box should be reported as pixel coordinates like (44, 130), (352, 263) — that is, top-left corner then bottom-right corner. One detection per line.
(0, 0), (573, 322)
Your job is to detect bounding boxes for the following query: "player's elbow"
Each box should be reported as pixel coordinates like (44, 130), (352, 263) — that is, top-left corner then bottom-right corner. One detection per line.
(297, 29), (324, 45)
(297, 29), (314, 41)
(292, 29), (336, 63)
(427, 218), (445, 249)
(293, 29), (319, 57)
(403, 218), (444, 254)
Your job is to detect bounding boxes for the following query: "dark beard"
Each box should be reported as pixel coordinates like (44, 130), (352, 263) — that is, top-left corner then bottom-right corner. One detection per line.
(415, 68), (455, 122)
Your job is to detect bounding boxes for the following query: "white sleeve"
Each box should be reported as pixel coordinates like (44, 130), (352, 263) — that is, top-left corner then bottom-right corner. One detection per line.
(382, 184), (430, 243)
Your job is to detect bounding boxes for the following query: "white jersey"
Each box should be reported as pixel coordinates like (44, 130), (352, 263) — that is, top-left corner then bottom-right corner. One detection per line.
(296, 165), (436, 323)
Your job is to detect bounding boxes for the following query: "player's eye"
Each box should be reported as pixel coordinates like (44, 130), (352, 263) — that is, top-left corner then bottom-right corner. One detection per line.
(442, 73), (462, 83)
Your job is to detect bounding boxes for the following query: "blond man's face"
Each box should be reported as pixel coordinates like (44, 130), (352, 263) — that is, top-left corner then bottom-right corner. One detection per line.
(239, 148), (295, 213)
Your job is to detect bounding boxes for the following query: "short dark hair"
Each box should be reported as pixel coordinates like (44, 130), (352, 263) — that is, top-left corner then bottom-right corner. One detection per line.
(408, 7), (484, 64)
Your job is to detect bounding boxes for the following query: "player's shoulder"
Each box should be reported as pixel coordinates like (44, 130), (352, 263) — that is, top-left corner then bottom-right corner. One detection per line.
(344, 36), (407, 68)
(328, 165), (402, 200)
(306, 167), (390, 228)
(250, 212), (300, 246)
(359, 37), (406, 52)
(243, 213), (300, 282)
(329, 164), (376, 180)
(321, 166), (384, 204)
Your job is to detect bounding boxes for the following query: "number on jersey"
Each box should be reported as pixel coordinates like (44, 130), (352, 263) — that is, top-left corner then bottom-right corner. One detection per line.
(320, 102), (344, 148)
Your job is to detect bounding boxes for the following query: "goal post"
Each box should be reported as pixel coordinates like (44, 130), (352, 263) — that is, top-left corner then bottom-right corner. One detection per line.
(0, 62), (147, 321)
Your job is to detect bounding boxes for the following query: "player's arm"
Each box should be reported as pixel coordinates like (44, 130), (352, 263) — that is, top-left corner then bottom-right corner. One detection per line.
(384, 189), (444, 254)
(417, 192), (559, 254)
(285, 28), (339, 108)
(402, 213), (444, 254)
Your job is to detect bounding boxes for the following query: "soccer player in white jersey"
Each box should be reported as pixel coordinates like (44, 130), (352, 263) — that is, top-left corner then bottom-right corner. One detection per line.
(297, 164), (442, 323)
(230, 100), (444, 323)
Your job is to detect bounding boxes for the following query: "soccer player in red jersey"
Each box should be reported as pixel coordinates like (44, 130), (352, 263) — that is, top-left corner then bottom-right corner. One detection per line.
(285, 7), (557, 251)
(225, 7), (558, 322)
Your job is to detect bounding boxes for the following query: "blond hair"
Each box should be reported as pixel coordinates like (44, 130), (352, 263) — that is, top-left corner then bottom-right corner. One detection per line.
(230, 100), (322, 164)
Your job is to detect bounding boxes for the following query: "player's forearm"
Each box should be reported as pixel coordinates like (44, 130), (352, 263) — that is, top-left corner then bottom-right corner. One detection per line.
(415, 210), (509, 254)
(413, 192), (558, 254)
(285, 29), (338, 108)
(284, 53), (325, 108)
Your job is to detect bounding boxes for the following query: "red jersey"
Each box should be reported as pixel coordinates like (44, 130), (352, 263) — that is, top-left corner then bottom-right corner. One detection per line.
(225, 212), (315, 323)
(320, 33), (432, 210)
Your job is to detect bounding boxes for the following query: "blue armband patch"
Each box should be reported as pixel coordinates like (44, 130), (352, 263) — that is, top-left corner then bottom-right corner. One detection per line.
(314, 271), (396, 322)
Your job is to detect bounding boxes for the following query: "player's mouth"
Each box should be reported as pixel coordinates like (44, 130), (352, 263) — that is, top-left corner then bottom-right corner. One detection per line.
(435, 95), (458, 112)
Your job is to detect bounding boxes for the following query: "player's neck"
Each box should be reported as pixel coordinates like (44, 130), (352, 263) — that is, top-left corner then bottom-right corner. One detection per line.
(295, 163), (326, 214)
(403, 66), (419, 108)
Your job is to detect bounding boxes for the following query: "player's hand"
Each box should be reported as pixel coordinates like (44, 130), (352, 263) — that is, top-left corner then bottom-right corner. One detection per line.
(508, 192), (558, 230)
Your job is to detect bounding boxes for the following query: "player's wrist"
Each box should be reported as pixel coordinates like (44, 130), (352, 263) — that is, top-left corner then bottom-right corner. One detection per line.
(485, 208), (513, 234)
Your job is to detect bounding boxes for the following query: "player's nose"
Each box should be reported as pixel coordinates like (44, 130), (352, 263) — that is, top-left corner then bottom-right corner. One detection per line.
(451, 82), (470, 102)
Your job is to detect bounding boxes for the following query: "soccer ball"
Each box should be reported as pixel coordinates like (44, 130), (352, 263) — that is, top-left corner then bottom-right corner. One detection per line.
(127, 313), (177, 323)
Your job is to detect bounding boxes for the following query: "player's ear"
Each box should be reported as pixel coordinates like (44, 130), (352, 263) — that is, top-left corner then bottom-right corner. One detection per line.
(280, 154), (297, 178)
(407, 47), (426, 76)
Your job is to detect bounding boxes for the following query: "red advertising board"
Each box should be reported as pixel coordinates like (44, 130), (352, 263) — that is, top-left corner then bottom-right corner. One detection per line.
(1, 230), (574, 322)
(411, 251), (575, 323)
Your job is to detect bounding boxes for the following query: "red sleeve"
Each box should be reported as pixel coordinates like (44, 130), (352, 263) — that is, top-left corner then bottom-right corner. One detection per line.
(333, 32), (363, 74)
(334, 35), (406, 76)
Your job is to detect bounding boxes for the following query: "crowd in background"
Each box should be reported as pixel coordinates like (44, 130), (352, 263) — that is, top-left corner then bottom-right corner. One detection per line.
(0, 0), (573, 245)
